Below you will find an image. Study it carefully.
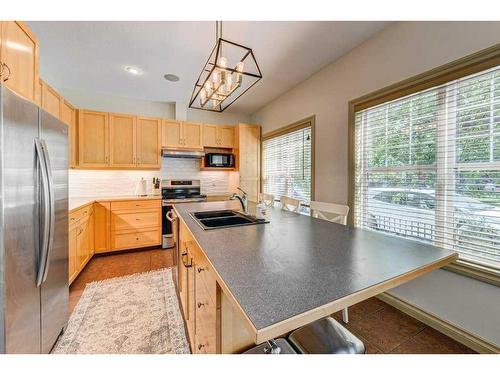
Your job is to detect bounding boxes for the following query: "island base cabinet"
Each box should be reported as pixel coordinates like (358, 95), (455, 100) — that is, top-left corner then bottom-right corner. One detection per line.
(178, 218), (255, 354)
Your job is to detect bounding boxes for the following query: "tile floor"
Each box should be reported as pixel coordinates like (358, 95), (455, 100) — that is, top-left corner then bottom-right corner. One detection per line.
(69, 248), (476, 354)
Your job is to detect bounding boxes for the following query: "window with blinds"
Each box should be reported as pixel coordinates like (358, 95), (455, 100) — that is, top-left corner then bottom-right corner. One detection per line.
(262, 124), (312, 205)
(354, 65), (500, 271)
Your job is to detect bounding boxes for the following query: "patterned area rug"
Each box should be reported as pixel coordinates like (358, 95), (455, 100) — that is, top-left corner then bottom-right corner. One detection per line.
(53, 268), (190, 354)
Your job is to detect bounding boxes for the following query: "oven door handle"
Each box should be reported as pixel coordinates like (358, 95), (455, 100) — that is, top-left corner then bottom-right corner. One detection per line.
(166, 210), (177, 222)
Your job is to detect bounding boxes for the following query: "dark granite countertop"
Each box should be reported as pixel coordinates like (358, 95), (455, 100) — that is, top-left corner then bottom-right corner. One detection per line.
(174, 201), (457, 338)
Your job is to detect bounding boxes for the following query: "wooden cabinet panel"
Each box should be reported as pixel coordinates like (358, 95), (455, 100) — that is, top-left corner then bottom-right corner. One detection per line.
(0, 21), (39, 103)
(112, 228), (161, 250)
(112, 209), (161, 231)
(94, 202), (111, 253)
(110, 199), (160, 211)
(203, 124), (218, 147)
(137, 117), (161, 168)
(68, 226), (78, 284)
(187, 248), (196, 349)
(219, 126), (235, 148)
(78, 110), (109, 167)
(109, 113), (136, 167)
(41, 81), (61, 119)
(162, 120), (182, 148)
(61, 100), (78, 168)
(182, 122), (203, 149)
(237, 124), (261, 202)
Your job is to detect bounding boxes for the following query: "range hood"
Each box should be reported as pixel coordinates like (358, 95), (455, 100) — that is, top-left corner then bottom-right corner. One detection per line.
(162, 148), (205, 159)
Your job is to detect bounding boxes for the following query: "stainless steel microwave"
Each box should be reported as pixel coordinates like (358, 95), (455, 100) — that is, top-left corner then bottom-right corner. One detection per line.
(205, 153), (234, 168)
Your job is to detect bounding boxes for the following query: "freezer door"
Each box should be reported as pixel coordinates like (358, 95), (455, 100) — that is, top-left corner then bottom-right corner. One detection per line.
(0, 87), (41, 353)
(39, 110), (69, 353)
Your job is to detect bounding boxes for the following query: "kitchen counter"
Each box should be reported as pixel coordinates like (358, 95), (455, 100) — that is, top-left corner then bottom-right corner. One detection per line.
(174, 200), (458, 343)
(69, 195), (161, 212)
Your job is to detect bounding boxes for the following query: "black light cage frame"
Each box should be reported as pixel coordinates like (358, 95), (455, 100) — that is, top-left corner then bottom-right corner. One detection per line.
(189, 37), (263, 112)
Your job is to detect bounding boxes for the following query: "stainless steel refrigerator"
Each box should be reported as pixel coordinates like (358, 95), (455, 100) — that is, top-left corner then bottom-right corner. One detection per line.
(0, 86), (69, 353)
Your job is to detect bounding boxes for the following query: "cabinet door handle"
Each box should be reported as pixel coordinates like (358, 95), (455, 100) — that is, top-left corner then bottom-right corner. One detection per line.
(2, 63), (11, 82)
(197, 302), (205, 308)
(197, 267), (205, 273)
(198, 344), (205, 350)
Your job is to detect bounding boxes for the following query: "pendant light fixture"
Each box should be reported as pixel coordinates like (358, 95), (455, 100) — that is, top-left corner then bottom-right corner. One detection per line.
(189, 21), (263, 112)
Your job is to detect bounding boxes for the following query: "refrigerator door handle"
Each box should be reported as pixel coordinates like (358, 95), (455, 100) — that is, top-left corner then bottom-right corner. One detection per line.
(41, 139), (55, 284)
(35, 138), (54, 287)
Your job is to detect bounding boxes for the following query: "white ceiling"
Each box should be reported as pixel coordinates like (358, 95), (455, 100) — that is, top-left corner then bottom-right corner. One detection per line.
(28, 21), (391, 114)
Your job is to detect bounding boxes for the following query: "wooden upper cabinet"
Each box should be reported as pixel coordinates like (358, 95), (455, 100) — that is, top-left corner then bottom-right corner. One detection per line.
(203, 124), (235, 148)
(219, 126), (235, 148)
(78, 110), (110, 167)
(137, 116), (161, 168)
(162, 120), (203, 150)
(203, 124), (219, 147)
(162, 120), (183, 148)
(0, 21), (39, 103)
(41, 80), (62, 119)
(61, 99), (78, 168)
(237, 124), (261, 202)
(109, 113), (136, 168)
(182, 122), (203, 149)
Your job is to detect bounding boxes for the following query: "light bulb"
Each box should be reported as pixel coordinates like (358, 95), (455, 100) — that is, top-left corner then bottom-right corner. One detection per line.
(200, 88), (207, 102)
(219, 56), (227, 69)
(236, 61), (244, 84)
(226, 74), (233, 92)
(212, 70), (220, 84)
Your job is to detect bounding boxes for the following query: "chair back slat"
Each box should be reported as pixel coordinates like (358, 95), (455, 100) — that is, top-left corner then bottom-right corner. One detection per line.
(280, 196), (301, 213)
(260, 193), (275, 207)
(310, 201), (349, 226)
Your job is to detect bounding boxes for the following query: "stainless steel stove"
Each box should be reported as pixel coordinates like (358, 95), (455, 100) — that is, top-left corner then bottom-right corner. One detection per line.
(162, 179), (207, 249)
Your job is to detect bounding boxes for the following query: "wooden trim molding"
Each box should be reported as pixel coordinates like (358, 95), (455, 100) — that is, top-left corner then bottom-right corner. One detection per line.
(377, 292), (500, 354)
(444, 260), (500, 287)
(347, 43), (500, 280)
(260, 115), (316, 201)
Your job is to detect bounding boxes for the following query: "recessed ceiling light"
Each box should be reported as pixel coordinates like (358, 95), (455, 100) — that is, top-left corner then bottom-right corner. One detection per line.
(125, 66), (142, 75)
(164, 74), (180, 82)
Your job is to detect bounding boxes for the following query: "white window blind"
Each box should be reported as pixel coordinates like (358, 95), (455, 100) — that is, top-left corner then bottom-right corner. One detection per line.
(354, 66), (500, 271)
(263, 125), (312, 204)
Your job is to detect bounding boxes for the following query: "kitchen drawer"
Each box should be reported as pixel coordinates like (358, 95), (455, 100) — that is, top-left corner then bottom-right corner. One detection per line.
(195, 282), (217, 354)
(195, 319), (217, 354)
(112, 209), (160, 231)
(112, 228), (161, 250)
(192, 244), (217, 300)
(69, 204), (93, 227)
(111, 199), (160, 211)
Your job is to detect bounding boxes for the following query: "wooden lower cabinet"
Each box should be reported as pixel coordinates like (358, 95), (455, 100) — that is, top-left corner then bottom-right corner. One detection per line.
(110, 199), (161, 251)
(69, 199), (161, 283)
(94, 202), (111, 253)
(68, 204), (94, 284)
(178, 218), (256, 354)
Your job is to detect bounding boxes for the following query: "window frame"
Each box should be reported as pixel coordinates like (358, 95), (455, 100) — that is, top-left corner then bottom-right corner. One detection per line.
(261, 116), (316, 206)
(348, 43), (500, 285)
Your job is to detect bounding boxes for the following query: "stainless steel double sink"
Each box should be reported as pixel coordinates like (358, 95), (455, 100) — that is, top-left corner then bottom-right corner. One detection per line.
(190, 210), (269, 230)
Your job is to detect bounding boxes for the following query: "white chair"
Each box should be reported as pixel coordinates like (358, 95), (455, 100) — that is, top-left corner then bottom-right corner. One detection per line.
(260, 193), (275, 207)
(280, 196), (301, 213)
(309, 201), (349, 225)
(310, 201), (350, 323)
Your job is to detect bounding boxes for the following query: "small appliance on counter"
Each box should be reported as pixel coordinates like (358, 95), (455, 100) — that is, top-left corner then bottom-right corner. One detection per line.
(152, 177), (161, 196)
(205, 152), (234, 168)
(137, 177), (147, 196)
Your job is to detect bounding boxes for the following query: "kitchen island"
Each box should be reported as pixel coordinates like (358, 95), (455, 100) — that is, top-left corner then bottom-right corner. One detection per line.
(174, 200), (457, 353)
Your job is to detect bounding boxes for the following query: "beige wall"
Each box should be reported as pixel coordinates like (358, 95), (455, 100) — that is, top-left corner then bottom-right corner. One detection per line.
(251, 21), (500, 346)
(58, 87), (176, 118)
(252, 21), (500, 205)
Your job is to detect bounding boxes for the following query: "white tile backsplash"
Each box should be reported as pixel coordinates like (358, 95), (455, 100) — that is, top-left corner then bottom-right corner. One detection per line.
(69, 157), (239, 198)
